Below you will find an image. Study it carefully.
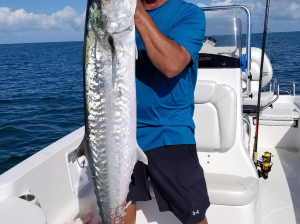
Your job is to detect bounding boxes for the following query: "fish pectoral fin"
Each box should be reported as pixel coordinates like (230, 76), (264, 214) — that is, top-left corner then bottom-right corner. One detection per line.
(136, 143), (148, 165)
(135, 43), (138, 60)
(72, 137), (88, 163)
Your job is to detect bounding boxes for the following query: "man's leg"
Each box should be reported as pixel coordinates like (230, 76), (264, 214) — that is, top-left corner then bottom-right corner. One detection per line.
(125, 161), (151, 224)
(124, 204), (136, 224)
(125, 145), (209, 224)
(145, 145), (210, 224)
(198, 217), (208, 224)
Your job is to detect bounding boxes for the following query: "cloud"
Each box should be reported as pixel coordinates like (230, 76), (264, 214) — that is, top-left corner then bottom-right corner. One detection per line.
(198, 0), (300, 21)
(197, 3), (209, 7)
(211, 0), (235, 6)
(0, 6), (85, 32)
(0, 6), (86, 44)
(0, 1), (299, 44)
(197, 0), (300, 32)
(271, 1), (300, 20)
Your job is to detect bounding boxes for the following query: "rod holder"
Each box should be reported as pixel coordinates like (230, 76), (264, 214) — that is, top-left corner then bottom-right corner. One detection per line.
(19, 192), (40, 207)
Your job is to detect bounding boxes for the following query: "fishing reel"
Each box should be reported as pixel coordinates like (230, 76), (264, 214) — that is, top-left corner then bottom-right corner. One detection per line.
(257, 152), (273, 179)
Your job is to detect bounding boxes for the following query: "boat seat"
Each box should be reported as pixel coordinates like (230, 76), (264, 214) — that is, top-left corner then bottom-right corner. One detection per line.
(242, 47), (275, 113)
(243, 91), (276, 114)
(0, 197), (47, 224)
(253, 115), (299, 127)
(191, 80), (259, 206)
(193, 80), (237, 152)
(205, 173), (259, 206)
(243, 91), (274, 107)
(148, 174), (258, 206)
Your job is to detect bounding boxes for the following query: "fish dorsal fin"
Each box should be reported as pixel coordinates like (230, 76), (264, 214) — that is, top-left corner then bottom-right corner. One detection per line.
(136, 143), (148, 165)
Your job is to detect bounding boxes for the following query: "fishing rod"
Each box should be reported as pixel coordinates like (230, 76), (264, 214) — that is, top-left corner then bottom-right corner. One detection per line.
(252, 0), (273, 179)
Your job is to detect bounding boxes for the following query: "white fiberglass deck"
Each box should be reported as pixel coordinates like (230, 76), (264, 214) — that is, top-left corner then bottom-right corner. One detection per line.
(63, 147), (298, 224)
(256, 147), (297, 224)
(0, 99), (299, 224)
(0, 75), (299, 224)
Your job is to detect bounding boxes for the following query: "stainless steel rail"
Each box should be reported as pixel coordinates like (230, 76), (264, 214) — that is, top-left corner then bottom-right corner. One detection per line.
(202, 5), (252, 98)
(290, 82), (296, 96)
(272, 82), (295, 96)
(243, 115), (251, 137)
(243, 115), (251, 153)
(261, 79), (279, 111)
(280, 90), (290, 95)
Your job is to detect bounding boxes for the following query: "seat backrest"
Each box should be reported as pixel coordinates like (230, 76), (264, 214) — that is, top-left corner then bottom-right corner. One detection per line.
(194, 80), (237, 152)
(195, 67), (257, 178)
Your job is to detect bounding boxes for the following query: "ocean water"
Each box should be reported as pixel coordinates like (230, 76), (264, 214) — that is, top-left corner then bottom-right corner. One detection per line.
(0, 32), (300, 175)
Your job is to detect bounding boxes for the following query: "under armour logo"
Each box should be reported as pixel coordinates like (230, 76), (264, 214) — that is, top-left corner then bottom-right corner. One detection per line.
(192, 210), (199, 215)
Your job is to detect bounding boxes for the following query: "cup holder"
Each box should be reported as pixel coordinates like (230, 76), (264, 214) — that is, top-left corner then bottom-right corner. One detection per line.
(19, 194), (36, 202)
(19, 193), (40, 207)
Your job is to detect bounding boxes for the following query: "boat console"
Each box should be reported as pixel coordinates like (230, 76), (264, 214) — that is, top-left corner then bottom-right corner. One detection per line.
(196, 14), (259, 223)
(198, 18), (242, 69)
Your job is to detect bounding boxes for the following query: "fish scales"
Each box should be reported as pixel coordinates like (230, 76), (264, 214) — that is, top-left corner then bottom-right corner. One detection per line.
(80, 0), (148, 224)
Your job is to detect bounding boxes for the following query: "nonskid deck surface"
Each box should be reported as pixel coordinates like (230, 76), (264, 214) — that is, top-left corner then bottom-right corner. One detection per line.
(65, 183), (101, 224)
(258, 147), (298, 224)
(65, 180), (180, 224)
(275, 147), (300, 223)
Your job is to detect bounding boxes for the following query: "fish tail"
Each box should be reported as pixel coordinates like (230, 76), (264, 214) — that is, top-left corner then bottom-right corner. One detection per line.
(72, 137), (88, 163)
(113, 201), (132, 224)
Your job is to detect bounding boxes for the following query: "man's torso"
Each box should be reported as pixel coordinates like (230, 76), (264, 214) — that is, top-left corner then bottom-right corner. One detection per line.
(136, 0), (206, 151)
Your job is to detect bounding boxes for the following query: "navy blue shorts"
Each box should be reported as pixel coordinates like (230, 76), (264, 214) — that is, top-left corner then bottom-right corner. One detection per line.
(127, 144), (210, 224)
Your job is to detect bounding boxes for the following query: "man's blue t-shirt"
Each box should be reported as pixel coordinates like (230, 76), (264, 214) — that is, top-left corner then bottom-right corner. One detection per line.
(136, 0), (206, 151)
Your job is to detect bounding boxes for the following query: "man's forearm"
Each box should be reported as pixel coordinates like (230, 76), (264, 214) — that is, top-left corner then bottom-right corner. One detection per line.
(135, 7), (191, 78)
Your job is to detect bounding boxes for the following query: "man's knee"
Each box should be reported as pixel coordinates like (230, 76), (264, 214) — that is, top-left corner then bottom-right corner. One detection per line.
(124, 203), (136, 224)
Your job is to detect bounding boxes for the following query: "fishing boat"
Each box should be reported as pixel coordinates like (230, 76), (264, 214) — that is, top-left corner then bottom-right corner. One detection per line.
(0, 5), (299, 224)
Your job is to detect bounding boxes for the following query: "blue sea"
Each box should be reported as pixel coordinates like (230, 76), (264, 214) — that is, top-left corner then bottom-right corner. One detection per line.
(0, 32), (300, 175)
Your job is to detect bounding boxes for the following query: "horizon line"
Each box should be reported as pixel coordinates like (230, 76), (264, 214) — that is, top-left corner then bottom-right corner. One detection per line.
(0, 30), (299, 45)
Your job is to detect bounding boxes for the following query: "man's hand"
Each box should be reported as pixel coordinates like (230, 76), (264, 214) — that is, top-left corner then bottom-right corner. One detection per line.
(135, 0), (144, 20)
(134, 0), (191, 78)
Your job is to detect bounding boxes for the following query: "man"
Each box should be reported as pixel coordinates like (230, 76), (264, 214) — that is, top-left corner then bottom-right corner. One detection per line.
(125, 0), (209, 223)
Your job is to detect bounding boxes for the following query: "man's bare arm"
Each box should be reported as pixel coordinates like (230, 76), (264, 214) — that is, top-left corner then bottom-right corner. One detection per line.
(135, 0), (191, 78)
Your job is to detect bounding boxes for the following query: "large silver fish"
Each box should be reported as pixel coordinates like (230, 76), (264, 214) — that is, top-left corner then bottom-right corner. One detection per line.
(77, 0), (148, 223)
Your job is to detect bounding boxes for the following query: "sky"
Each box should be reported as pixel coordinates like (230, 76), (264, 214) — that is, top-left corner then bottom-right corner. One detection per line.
(0, 0), (299, 44)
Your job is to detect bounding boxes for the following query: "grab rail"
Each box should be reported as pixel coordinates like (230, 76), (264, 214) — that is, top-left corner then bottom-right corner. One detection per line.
(202, 5), (252, 98)
(290, 82), (296, 96)
(280, 90), (290, 95)
(243, 115), (251, 137)
(272, 82), (295, 96)
(261, 79), (279, 111)
(243, 115), (251, 153)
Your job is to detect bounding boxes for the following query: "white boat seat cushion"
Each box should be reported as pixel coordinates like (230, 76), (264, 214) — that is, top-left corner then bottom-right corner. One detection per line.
(243, 91), (274, 106)
(148, 174), (259, 206)
(193, 81), (237, 151)
(0, 197), (47, 224)
(205, 173), (259, 206)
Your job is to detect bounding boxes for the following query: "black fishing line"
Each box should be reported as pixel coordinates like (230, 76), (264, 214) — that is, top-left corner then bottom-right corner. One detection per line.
(253, 0), (271, 166)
